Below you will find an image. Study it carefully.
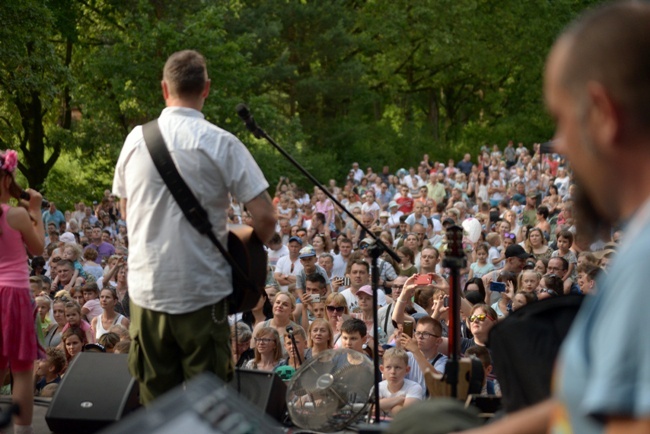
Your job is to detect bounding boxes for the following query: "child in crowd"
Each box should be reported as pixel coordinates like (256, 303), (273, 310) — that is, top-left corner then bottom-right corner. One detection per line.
(80, 283), (102, 323)
(29, 275), (44, 299)
(113, 340), (131, 354)
(552, 230), (577, 280)
(518, 269), (541, 293)
(468, 243), (495, 279)
(486, 233), (504, 269)
(34, 348), (66, 396)
(397, 246), (417, 277)
(51, 243), (86, 291)
(465, 346), (501, 396)
(98, 332), (120, 353)
(62, 301), (94, 344)
(311, 302), (326, 320)
(340, 318), (368, 356)
(35, 295), (52, 335)
(108, 324), (130, 341)
(378, 347), (423, 416)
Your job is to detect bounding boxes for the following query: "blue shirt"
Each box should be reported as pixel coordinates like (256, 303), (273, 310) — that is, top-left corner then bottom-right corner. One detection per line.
(552, 199), (650, 433)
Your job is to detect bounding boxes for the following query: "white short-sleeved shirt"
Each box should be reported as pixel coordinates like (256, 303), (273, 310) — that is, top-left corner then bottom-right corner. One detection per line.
(113, 107), (269, 314)
(274, 254), (303, 292)
(379, 378), (423, 401)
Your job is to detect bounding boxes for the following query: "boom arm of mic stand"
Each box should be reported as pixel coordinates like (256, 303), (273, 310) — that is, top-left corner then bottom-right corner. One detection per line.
(236, 104), (401, 264)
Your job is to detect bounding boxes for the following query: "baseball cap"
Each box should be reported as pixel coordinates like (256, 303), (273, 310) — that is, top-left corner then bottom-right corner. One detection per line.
(357, 285), (373, 297)
(505, 244), (533, 259)
(360, 237), (375, 246)
(288, 236), (303, 245)
(60, 232), (76, 244)
(299, 246), (316, 259)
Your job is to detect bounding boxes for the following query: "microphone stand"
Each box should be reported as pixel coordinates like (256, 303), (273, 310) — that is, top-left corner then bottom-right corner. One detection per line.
(236, 104), (400, 424)
(286, 327), (302, 369)
(442, 226), (466, 398)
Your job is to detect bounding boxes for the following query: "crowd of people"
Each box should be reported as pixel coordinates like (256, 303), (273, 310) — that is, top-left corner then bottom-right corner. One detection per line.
(3, 5), (647, 431)
(2, 139), (616, 416)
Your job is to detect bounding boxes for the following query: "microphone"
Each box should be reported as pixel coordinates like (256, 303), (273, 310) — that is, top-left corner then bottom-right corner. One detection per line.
(235, 103), (263, 139)
(19, 190), (49, 208)
(286, 325), (294, 335)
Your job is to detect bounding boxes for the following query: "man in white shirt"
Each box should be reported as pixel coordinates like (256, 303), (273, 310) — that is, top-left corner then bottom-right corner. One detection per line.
(113, 50), (276, 404)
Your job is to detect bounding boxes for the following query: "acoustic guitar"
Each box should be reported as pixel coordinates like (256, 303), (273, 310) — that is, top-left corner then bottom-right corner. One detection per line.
(227, 224), (268, 314)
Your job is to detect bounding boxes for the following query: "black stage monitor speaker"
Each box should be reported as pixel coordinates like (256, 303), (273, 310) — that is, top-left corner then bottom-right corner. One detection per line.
(46, 353), (140, 434)
(100, 372), (283, 434)
(227, 368), (287, 423)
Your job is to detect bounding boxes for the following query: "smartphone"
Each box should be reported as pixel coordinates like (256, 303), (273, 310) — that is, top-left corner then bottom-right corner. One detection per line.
(443, 296), (449, 308)
(311, 294), (320, 304)
(403, 321), (414, 338)
(490, 281), (507, 293)
(415, 274), (433, 286)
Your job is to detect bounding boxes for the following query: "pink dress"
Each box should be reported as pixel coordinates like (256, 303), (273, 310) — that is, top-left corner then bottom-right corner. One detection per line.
(0, 203), (37, 371)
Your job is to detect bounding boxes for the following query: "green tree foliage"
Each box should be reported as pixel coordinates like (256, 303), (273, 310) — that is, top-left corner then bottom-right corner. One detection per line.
(0, 0), (601, 207)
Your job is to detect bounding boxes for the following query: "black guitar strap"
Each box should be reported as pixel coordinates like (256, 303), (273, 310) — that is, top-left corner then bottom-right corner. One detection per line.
(141, 119), (252, 287)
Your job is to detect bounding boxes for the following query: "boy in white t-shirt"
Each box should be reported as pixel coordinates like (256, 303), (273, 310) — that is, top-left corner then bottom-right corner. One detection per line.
(379, 347), (423, 416)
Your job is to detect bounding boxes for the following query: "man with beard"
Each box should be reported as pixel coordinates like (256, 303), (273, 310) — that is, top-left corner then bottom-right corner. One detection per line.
(466, 3), (650, 433)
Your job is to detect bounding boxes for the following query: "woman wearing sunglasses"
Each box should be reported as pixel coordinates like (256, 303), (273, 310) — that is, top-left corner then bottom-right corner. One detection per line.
(462, 304), (498, 354)
(324, 293), (350, 347)
(536, 274), (564, 300)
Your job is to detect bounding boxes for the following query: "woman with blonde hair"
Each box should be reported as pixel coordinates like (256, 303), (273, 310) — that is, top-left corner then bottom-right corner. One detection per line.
(306, 318), (334, 359)
(244, 327), (284, 371)
(324, 292), (350, 346)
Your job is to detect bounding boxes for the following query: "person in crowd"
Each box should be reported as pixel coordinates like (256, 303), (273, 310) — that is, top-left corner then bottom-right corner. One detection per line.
(61, 327), (86, 366)
(324, 292), (350, 347)
(511, 291), (537, 311)
(98, 332), (120, 353)
(397, 246), (417, 277)
(231, 322), (254, 368)
(281, 325), (307, 371)
(245, 327), (284, 371)
(305, 318), (334, 360)
(91, 288), (130, 341)
(536, 273), (565, 300)
(518, 269), (542, 294)
(240, 289), (273, 331)
(524, 227), (553, 261)
(82, 247), (104, 283)
(378, 348), (423, 416)
(576, 263), (600, 295)
(84, 226), (115, 265)
(62, 301), (94, 344)
(80, 283), (102, 323)
(400, 316), (448, 375)
(465, 346), (501, 396)
(253, 292), (300, 347)
(274, 236), (303, 293)
(551, 229), (578, 280)
(34, 348), (66, 396)
(45, 296), (68, 348)
(468, 243), (495, 280)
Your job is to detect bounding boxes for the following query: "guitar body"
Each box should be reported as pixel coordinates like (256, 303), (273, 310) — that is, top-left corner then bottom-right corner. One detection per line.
(227, 224), (268, 314)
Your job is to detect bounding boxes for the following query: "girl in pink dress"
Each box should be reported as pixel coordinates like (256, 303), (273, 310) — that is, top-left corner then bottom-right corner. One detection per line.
(0, 150), (45, 433)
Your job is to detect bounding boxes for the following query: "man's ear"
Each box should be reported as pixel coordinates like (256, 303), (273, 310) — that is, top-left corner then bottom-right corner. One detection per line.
(405, 365), (411, 374)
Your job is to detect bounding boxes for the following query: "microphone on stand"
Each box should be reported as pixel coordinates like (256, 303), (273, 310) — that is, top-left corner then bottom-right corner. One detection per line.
(235, 103), (263, 139)
(286, 325), (302, 368)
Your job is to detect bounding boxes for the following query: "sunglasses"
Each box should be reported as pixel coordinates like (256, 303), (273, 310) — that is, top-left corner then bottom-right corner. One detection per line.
(326, 305), (346, 313)
(537, 288), (559, 297)
(504, 233), (516, 239)
(469, 314), (494, 323)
